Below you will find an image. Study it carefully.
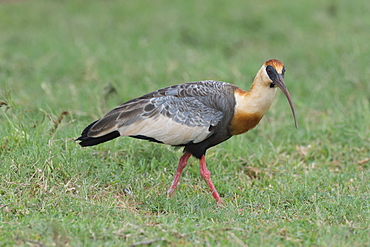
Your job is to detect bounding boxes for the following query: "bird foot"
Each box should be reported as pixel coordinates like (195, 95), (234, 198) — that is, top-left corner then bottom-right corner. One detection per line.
(167, 187), (176, 197)
(216, 199), (225, 207)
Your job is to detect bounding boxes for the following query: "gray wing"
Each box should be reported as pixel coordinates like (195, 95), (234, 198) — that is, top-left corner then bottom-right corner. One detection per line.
(87, 80), (237, 145)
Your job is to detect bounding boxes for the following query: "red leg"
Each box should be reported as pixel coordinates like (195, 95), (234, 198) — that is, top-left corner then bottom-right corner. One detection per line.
(199, 155), (224, 205)
(167, 152), (192, 197)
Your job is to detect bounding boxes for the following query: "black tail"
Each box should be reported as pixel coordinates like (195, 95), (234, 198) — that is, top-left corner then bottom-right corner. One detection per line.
(76, 120), (120, 147)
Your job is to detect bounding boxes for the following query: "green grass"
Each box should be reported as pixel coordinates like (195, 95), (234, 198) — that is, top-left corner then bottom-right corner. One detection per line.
(1, 0), (369, 246)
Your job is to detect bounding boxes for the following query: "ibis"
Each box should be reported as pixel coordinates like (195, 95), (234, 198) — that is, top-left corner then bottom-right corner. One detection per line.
(76, 59), (297, 204)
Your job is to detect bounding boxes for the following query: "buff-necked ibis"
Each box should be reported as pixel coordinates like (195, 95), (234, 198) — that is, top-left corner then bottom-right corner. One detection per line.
(77, 59), (297, 204)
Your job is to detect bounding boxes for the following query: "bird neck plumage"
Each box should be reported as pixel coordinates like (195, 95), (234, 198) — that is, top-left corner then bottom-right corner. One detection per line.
(234, 75), (277, 117)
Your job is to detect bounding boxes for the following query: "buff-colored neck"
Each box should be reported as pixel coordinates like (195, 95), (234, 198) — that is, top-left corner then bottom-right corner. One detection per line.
(234, 67), (277, 117)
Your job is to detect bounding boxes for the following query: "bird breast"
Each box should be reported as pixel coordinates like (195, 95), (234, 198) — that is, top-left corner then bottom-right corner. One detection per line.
(229, 111), (262, 135)
(229, 87), (276, 135)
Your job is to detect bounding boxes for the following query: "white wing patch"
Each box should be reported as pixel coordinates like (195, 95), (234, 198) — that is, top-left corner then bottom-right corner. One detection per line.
(117, 116), (212, 145)
(85, 81), (235, 145)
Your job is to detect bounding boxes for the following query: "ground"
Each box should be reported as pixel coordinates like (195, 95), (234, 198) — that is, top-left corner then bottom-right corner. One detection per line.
(0, 0), (369, 246)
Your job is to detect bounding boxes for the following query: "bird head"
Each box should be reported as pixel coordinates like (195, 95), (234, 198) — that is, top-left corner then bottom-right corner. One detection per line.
(262, 59), (298, 128)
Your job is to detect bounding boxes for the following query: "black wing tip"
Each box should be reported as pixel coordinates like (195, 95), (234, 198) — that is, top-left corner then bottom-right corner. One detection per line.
(76, 131), (121, 147)
(76, 119), (120, 147)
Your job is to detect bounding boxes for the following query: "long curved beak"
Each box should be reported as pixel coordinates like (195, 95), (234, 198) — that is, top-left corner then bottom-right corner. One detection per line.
(273, 74), (298, 128)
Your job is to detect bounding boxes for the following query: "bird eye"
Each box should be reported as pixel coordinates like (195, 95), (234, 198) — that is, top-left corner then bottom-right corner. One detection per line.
(266, 66), (273, 74)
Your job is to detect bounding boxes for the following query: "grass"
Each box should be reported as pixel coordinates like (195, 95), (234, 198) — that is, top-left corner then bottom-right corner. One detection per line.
(1, 0), (369, 246)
